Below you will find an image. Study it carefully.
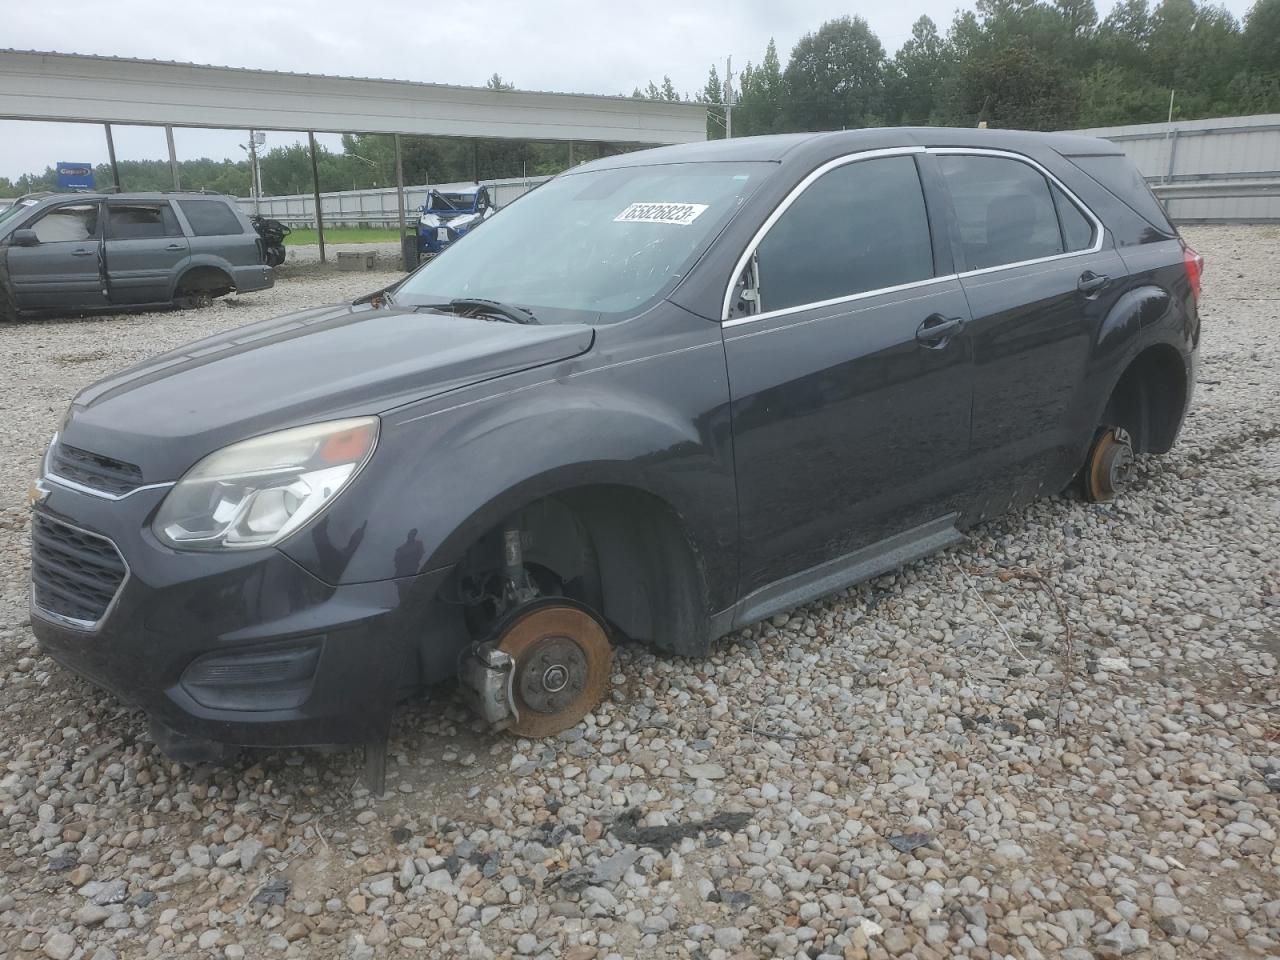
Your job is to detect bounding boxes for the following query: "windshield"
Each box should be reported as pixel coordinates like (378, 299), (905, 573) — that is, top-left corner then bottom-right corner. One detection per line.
(0, 197), (41, 229)
(395, 162), (768, 323)
(426, 191), (477, 212)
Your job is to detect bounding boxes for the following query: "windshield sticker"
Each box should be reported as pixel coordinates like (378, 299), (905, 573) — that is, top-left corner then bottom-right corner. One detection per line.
(614, 202), (709, 226)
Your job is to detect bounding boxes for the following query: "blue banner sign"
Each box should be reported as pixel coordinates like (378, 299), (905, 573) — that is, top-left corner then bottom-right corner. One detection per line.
(56, 162), (95, 190)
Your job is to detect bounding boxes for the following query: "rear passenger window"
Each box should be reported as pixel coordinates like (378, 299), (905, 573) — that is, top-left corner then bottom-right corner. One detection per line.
(178, 199), (245, 237)
(106, 203), (182, 240)
(755, 155), (934, 313)
(1052, 185), (1095, 252)
(940, 155), (1064, 270)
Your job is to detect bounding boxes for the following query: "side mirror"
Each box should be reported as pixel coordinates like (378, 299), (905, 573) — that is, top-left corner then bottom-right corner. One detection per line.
(11, 228), (38, 247)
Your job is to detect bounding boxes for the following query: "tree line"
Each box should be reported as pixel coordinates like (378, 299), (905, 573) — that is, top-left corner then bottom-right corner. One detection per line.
(688, 0), (1279, 137)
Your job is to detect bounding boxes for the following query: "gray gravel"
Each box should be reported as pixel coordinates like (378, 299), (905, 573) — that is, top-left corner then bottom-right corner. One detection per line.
(1, 228), (1277, 959)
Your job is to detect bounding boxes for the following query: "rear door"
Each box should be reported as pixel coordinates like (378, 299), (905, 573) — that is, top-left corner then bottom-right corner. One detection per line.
(5, 202), (105, 311)
(723, 149), (975, 600)
(104, 200), (189, 305)
(934, 149), (1129, 515)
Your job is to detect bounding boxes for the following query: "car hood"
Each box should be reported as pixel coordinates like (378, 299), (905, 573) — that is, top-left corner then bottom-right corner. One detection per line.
(60, 302), (594, 481)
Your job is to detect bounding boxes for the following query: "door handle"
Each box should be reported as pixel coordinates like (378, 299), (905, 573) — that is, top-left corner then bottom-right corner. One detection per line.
(165, 243), (185, 251)
(915, 314), (966, 347)
(1078, 271), (1110, 295)
(71, 248), (94, 257)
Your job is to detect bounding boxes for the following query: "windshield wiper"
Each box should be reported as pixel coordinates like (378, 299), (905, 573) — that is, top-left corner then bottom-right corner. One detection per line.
(448, 298), (540, 325)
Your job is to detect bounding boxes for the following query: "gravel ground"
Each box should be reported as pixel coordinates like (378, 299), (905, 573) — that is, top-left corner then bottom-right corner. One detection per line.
(0, 227), (1276, 960)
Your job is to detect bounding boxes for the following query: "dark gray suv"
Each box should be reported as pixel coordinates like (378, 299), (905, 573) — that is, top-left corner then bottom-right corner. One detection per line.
(0, 191), (274, 319)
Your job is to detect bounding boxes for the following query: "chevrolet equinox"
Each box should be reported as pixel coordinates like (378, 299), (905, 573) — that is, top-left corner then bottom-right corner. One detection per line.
(29, 129), (1200, 771)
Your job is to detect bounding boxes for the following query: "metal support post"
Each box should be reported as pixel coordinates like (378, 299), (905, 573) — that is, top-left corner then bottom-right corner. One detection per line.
(165, 125), (180, 190)
(103, 124), (121, 191)
(308, 131), (326, 264)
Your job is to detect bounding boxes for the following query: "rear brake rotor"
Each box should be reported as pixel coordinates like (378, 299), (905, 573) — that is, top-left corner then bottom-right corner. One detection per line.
(1085, 427), (1134, 501)
(492, 603), (612, 738)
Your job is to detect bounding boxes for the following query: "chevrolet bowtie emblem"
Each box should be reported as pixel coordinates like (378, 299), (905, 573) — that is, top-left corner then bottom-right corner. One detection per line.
(27, 478), (50, 508)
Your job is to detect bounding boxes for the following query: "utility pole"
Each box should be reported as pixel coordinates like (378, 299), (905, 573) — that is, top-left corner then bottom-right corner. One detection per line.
(249, 130), (261, 214)
(248, 130), (261, 213)
(723, 56), (734, 139)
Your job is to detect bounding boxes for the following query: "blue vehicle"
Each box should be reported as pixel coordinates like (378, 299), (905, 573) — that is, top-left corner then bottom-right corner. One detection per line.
(418, 186), (494, 257)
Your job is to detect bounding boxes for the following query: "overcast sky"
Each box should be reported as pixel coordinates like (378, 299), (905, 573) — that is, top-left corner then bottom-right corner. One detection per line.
(0, 0), (1257, 181)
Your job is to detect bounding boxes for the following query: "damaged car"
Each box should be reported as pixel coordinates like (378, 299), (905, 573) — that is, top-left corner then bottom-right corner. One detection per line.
(417, 186), (494, 258)
(30, 128), (1199, 775)
(0, 191), (273, 319)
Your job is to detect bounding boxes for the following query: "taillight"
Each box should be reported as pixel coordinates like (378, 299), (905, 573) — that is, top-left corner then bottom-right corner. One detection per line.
(1182, 242), (1204, 303)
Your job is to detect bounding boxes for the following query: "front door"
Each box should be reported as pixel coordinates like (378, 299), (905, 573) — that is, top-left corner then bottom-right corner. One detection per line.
(6, 202), (105, 311)
(104, 200), (189, 305)
(723, 151), (975, 603)
(934, 151), (1130, 515)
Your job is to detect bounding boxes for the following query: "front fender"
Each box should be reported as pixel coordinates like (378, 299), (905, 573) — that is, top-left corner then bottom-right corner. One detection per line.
(280, 340), (738, 612)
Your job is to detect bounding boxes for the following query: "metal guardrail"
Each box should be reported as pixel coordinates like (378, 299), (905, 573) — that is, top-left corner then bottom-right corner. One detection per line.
(235, 175), (552, 228)
(1152, 180), (1280, 200)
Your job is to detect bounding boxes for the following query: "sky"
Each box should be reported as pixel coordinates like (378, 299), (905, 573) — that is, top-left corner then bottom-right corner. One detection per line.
(0, 0), (1258, 181)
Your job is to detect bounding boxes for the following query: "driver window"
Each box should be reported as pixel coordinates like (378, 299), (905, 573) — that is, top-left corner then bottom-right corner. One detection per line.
(31, 204), (99, 243)
(754, 156), (935, 314)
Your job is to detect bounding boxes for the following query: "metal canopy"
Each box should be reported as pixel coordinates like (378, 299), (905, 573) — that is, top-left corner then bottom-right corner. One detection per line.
(0, 50), (707, 144)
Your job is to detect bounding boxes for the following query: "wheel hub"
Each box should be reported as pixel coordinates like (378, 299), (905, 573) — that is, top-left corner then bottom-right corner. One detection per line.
(516, 635), (587, 715)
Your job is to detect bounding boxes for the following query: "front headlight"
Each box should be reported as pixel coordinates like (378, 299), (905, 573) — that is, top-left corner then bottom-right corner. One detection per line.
(153, 418), (378, 551)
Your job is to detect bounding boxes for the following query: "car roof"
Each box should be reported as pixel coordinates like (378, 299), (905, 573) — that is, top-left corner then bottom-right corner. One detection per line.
(24, 191), (234, 204)
(576, 127), (1123, 172)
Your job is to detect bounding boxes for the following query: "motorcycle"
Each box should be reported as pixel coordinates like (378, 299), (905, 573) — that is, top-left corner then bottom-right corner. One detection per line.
(250, 215), (290, 267)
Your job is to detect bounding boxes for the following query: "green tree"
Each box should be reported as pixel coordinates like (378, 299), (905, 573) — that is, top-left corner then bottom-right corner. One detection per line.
(1242, 0), (1280, 72)
(886, 17), (957, 124)
(783, 17), (887, 131)
(735, 39), (786, 135)
(486, 73), (515, 91)
(700, 64), (725, 140)
(959, 40), (1080, 128)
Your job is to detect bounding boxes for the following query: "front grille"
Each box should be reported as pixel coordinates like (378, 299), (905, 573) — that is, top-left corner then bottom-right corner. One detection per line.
(31, 514), (127, 627)
(50, 442), (144, 496)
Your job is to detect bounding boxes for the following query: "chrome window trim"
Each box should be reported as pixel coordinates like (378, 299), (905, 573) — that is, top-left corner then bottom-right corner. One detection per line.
(720, 144), (1107, 325)
(723, 274), (959, 329)
(42, 434), (174, 501)
(29, 512), (131, 633)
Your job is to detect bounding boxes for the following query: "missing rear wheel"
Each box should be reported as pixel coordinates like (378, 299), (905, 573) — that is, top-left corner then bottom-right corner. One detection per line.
(1083, 426), (1134, 502)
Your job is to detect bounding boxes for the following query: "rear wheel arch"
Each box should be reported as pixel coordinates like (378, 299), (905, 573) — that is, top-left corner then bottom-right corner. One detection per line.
(173, 264), (234, 300)
(1101, 343), (1188, 453)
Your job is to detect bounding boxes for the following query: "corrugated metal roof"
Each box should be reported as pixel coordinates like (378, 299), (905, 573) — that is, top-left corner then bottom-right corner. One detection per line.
(0, 49), (707, 144)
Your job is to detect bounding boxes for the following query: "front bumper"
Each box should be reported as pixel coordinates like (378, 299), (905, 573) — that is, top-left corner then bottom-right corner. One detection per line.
(29, 481), (448, 749)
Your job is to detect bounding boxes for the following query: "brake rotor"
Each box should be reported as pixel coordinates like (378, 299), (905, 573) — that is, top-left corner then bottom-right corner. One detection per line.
(492, 603), (612, 738)
(1085, 427), (1134, 502)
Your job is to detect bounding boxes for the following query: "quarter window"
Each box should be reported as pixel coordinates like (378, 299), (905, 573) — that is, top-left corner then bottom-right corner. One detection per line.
(1052, 184), (1095, 252)
(30, 204), (98, 243)
(178, 199), (245, 237)
(755, 155), (934, 313)
(106, 203), (183, 240)
(939, 155), (1065, 271)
